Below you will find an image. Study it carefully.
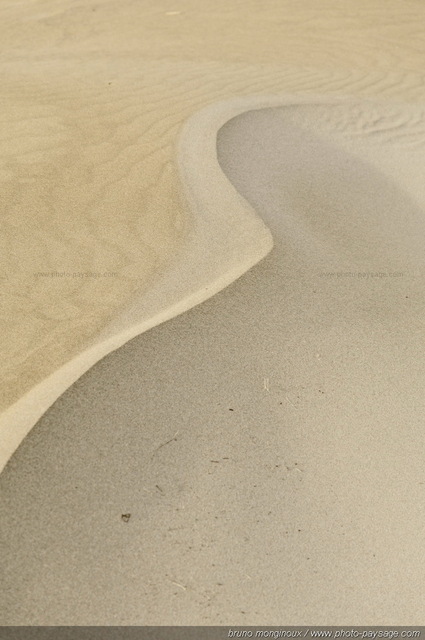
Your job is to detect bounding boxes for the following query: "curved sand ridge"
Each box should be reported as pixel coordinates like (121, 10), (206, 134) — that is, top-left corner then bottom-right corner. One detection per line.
(0, 95), (276, 473)
(1, 98), (425, 625)
(2, 93), (425, 474)
(1, 0), (425, 472)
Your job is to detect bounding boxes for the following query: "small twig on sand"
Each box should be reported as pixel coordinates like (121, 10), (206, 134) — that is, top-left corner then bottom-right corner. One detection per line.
(152, 430), (179, 457)
(171, 580), (187, 591)
(285, 395), (296, 408)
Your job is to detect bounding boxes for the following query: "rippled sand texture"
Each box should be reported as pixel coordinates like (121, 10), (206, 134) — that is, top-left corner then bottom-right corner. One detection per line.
(1, 100), (425, 626)
(1, 0), (425, 468)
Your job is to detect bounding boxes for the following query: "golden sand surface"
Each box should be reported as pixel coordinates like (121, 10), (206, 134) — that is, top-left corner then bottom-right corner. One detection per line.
(1, 0), (424, 466)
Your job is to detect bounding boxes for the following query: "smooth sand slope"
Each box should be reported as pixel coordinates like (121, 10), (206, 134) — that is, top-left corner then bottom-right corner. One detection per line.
(1, 0), (425, 469)
(1, 101), (424, 625)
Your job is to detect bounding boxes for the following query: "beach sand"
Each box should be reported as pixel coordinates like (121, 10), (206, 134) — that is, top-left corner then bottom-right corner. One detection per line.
(1, 101), (424, 624)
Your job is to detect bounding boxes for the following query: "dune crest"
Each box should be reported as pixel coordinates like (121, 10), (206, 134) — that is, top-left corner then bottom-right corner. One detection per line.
(1, 0), (425, 471)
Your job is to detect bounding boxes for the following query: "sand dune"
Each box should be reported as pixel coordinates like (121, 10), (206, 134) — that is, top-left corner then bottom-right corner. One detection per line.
(1, 100), (424, 625)
(1, 0), (425, 470)
(1, 0), (425, 625)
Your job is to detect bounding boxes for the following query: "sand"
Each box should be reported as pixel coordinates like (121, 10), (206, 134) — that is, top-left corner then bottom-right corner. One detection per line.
(1, 0), (425, 626)
(1, 0), (425, 470)
(1, 100), (424, 625)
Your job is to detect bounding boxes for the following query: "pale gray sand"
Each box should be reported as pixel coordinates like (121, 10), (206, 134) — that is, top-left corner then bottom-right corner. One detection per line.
(1, 104), (425, 625)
